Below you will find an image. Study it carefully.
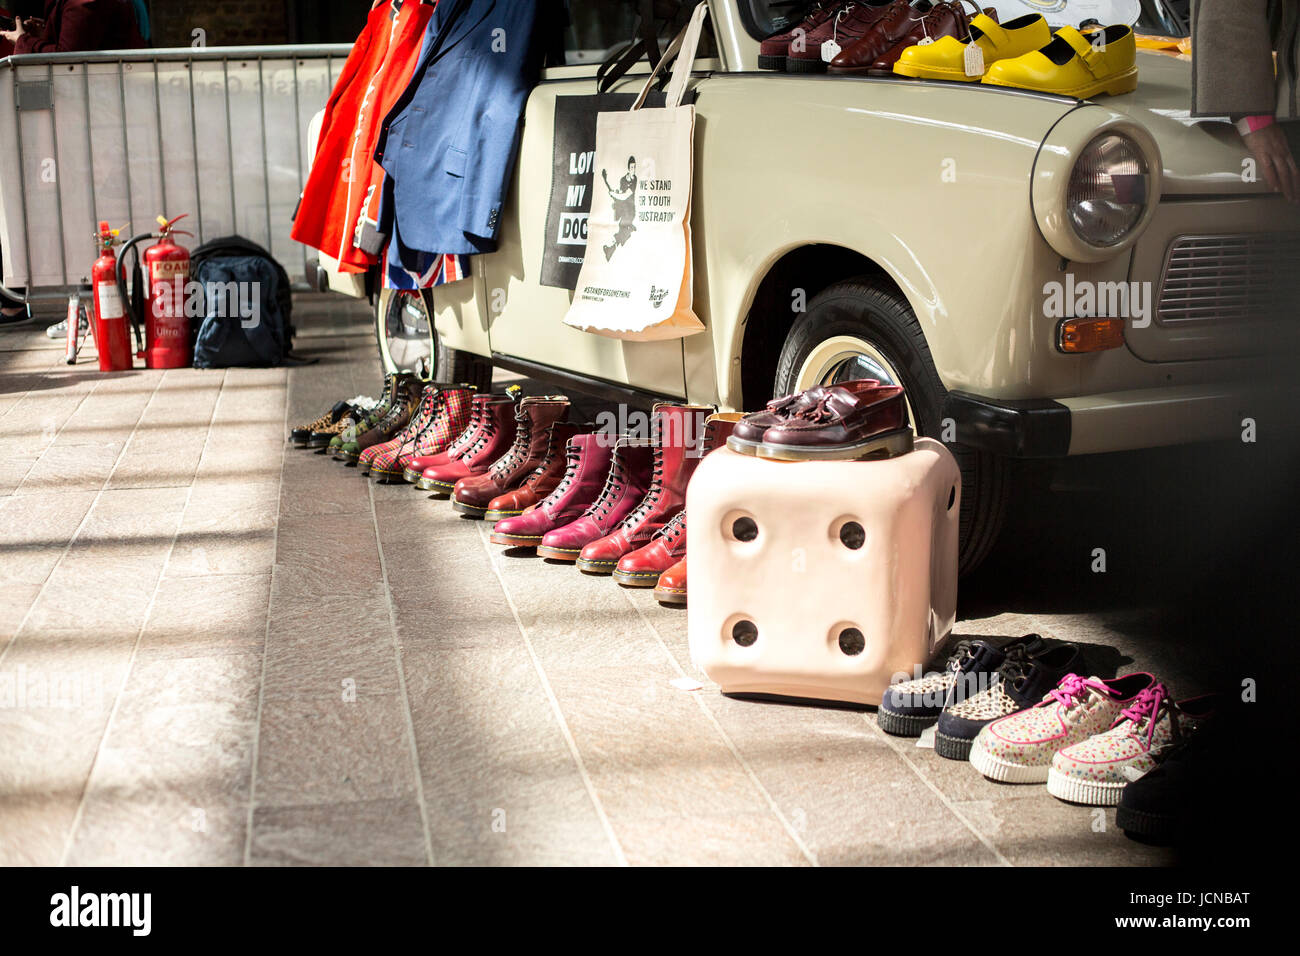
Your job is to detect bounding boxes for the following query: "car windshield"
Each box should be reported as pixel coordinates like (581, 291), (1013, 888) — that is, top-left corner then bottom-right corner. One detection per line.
(736, 0), (1190, 41)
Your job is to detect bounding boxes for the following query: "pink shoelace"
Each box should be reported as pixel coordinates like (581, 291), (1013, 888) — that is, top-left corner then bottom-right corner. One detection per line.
(1046, 673), (1107, 709)
(1114, 682), (1171, 747)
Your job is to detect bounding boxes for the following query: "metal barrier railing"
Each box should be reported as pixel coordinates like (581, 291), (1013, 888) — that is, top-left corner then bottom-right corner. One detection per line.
(0, 44), (351, 300)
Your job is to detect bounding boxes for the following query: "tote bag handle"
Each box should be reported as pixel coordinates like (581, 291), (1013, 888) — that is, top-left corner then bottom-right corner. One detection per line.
(631, 1), (710, 112)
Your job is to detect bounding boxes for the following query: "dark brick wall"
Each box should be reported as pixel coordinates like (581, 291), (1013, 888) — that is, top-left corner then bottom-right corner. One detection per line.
(146, 0), (368, 48)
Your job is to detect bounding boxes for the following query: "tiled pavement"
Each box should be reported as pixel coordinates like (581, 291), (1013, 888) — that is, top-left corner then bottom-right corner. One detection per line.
(0, 296), (1287, 866)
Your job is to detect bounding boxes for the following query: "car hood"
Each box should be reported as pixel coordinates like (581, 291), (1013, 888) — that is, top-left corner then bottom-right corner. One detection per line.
(1098, 51), (1269, 197)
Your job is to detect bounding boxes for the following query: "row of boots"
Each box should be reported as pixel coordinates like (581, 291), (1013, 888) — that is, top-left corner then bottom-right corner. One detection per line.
(290, 376), (741, 605)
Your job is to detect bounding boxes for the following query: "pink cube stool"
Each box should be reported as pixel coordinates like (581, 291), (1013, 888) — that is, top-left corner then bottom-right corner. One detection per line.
(686, 439), (960, 706)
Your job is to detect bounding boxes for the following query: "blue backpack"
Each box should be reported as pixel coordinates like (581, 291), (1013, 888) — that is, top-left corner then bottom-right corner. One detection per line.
(190, 237), (296, 369)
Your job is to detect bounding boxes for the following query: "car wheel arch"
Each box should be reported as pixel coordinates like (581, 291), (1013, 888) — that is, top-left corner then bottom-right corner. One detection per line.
(734, 242), (938, 410)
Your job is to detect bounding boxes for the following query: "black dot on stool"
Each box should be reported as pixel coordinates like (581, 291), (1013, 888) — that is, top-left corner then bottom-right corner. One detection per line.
(839, 522), (865, 550)
(732, 619), (758, 647)
(732, 517), (758, 542)
(947, 486), (956, 511)
(838, 628), (865, 656)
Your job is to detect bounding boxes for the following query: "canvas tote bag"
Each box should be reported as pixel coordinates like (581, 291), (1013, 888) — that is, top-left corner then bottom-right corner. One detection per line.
(562, 1), (709, 341)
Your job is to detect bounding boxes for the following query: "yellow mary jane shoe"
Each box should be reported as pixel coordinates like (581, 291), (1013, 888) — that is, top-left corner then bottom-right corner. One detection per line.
(894, 13), (1051, 81)
(981, 23), (1138, 98)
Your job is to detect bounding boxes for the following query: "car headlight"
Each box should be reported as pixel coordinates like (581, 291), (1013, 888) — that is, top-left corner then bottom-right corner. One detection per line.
(1031, 113), (1161, 264)
(1067, 133), (1149, 246)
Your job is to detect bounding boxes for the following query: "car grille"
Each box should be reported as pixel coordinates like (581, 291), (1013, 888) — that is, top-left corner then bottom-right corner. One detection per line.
(1157, 233), (1300, 324)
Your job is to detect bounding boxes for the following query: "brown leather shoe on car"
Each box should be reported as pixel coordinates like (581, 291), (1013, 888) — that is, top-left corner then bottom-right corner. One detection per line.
(830, 0), (988, 75)
(755, 380), (912, 460)
(786, 0), (896, 73)
(758, 1), (840, 71)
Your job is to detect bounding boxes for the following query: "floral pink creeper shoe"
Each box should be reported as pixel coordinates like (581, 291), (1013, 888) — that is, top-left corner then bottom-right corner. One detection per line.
(969, 672), (1155, 783)
(1046, 683), (1219, 806)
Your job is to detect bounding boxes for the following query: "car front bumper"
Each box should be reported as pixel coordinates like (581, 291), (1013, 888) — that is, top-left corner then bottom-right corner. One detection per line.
(945, 381), (1293, 458)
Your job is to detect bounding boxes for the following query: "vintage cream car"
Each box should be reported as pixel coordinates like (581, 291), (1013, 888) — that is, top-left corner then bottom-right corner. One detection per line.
(338, 0), (1300, 571)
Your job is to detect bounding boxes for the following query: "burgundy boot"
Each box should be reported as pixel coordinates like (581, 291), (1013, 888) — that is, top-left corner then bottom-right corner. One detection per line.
(405, 391), (492, 484)
(654, 558), (688, 606)
(576, 403), (713, 575)
(418, 393), (519, 494)
(483, 420), (585, 523)
(536, 437), (654, 562)
(490, 433), (615, 548)
(451, 397), (571, 518)
(612, 412), (742, 587)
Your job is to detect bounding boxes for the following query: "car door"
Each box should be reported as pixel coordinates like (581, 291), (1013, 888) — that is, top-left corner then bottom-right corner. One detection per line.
(482, 0), (714, 399)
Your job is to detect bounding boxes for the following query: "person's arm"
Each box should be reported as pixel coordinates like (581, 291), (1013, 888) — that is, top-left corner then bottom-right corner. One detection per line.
(1239, 116), (1300, 202)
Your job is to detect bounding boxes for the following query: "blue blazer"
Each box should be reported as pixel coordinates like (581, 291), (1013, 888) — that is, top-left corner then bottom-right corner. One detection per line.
(376, 0), (543, 262)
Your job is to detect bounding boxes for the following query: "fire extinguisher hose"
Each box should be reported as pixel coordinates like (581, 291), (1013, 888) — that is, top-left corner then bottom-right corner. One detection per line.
(115, 231), (158, 357)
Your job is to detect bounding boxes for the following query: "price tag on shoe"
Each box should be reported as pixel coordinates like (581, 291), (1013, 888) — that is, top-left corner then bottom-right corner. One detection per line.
(820, 39), (841, 62)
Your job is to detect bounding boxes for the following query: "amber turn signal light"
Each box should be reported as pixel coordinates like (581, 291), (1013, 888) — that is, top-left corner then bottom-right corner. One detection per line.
(1057, 318), (1125, 353)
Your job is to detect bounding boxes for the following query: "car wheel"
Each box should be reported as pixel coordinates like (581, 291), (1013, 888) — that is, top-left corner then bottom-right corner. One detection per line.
(773, 276), (1009, 575)
(374, 288), (493, 392)
(375, 288), (435, 377)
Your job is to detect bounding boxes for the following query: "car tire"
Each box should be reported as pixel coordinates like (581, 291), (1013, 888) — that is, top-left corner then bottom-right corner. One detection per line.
(773, 276), (1009, 575)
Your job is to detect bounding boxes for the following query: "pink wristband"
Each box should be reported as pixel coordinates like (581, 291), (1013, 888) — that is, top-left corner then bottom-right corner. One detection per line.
(1236, 115), (1276, 136)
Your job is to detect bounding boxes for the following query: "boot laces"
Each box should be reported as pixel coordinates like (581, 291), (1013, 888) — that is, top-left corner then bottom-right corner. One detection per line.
(448, 404), (482, 455)
(467, 411), (497, 454)
(590, 453), (629, 519)
(494, 416), (533, 474)
(654, 510), (686, 545)
(541, 445), (582, 508)
(620, 448), (664, 527)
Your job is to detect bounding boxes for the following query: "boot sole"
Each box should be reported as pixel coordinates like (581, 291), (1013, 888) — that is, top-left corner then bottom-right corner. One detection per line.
(756, 53), (786, 71)
(613, 568), (664, 587)
(422, 479), (456, 494)
(536, 545), (581, 562)
(1046, 768), (1126, 806)
(450, 497), (487, 518)
(483, 508), (526, 522)
(785, 56), (827, 74)
(968, 736), (1050, 783)
(490, 531), (541, 547)
(876, 709), (938, 738)
(934, 730), (976, 761)
(653, 585), (687, 606)
(1115, 805), (1176, 841)
(402, 467), (426, 484)
(576, 558), (617, 575)
(753, 427), (914, 462)
(371, 468), (406, 483)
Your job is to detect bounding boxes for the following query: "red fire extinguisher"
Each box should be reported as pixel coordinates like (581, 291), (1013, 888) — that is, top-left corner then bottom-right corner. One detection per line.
(90, 221), (133, 372)
(142, 214), (193, 370)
